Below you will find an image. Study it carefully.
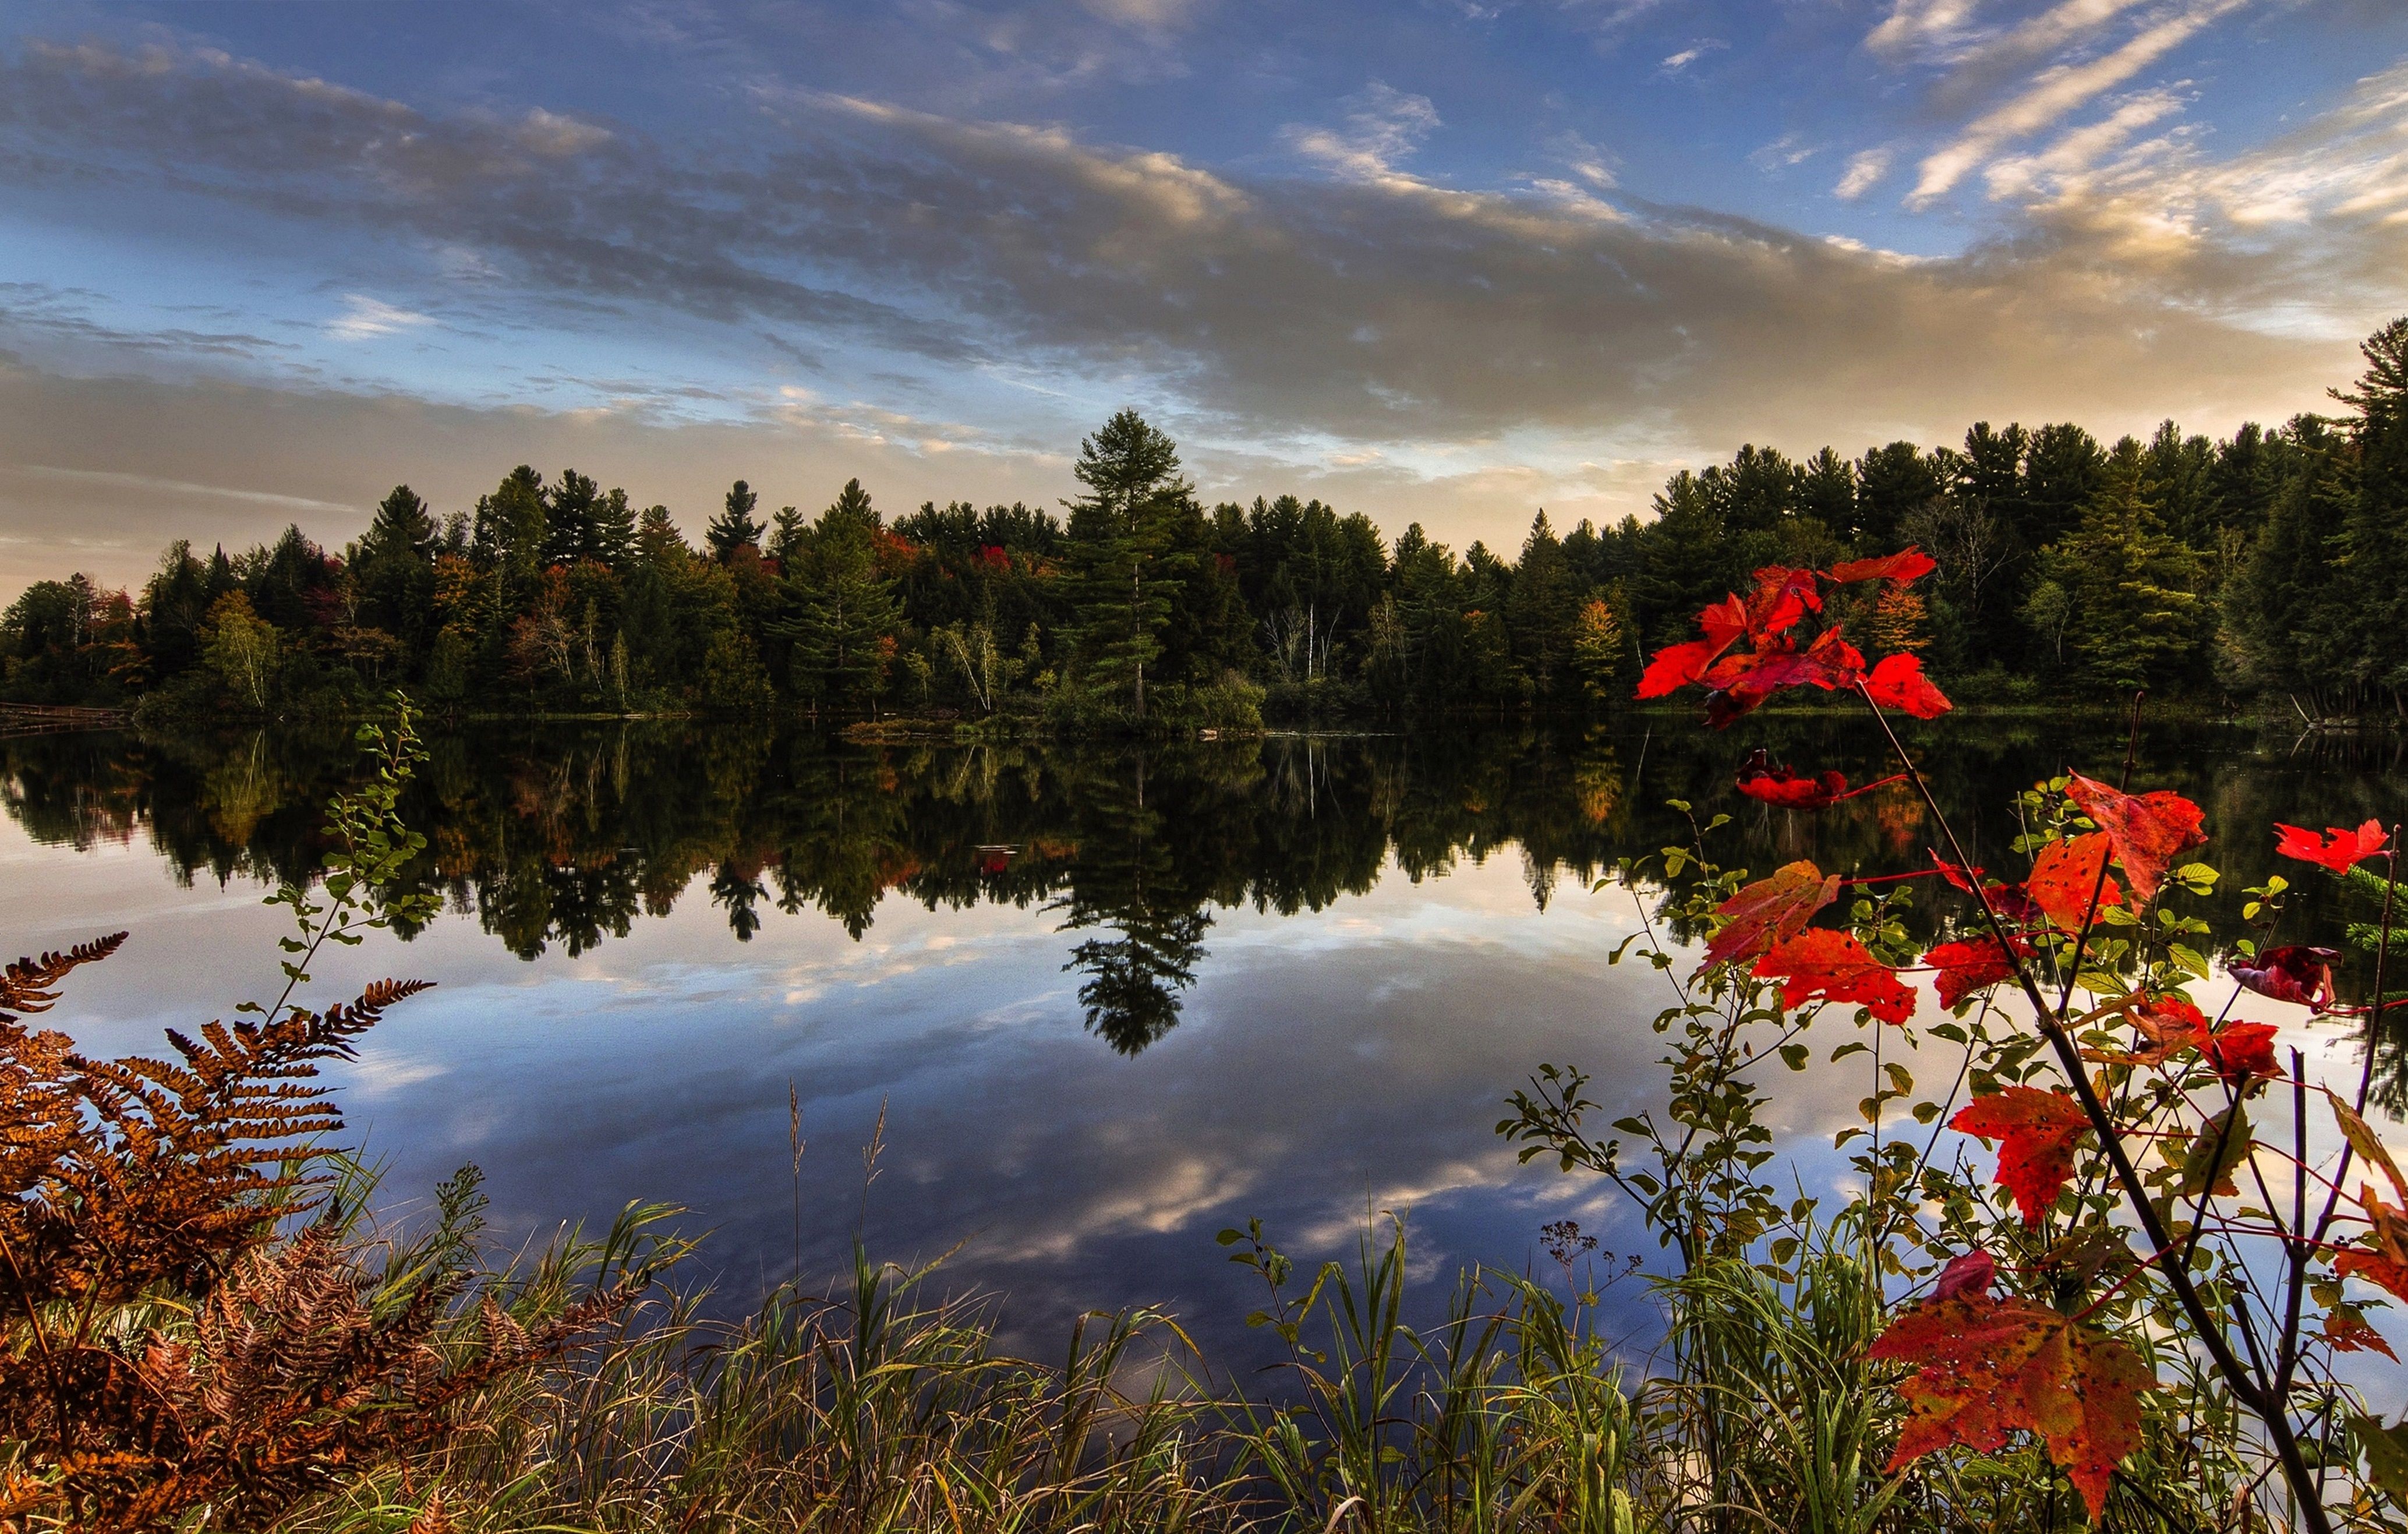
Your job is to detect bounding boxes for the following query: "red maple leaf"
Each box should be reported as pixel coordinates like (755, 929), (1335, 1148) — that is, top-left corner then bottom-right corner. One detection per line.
(2088, 998), (2280, 1088)
(2202, 1022), (2280, 1087)
(2339, 1190), (2408, 1304)
(2229, 945), (2339, 1012)
(1702, 860), (1841, 969)
(1932, 1248), (1996, 1300)
(1702, 625), (1866, 728)
(2275, 819), (2390, 874)
(1862, 652), (1951, 719)
(1638, 637), (1734, 699)
(1827, 547), (1938, 585)
(2320, 1307), (2398, 1360)
(2025, 832), (2123, 931)
(2064, 775), (2207, 905)
(1925, 934), (2033, 1009)
(1868, 1289), (2156, 1520)
(1744, 564), (1824, 637)
(1953, 1087), (2089, 1225)
(1735, 750), (1849, 810)
(1754, 928), (1917, 1024)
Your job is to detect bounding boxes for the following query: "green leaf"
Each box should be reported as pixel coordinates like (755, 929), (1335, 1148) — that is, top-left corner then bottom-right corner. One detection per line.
(2356, 1415), (2408, 1503)
(1780, 1044), (1810, 1072)
(2180, 1105), (2251, 1199)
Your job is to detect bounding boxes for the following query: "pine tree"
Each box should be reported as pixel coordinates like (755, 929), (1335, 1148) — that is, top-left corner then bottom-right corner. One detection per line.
(782, 481), (900, 715)
(1507, 510), (1582, 698)
(707, 480), (765, 562)
(543, 470), (601, 567)
(472, 466), (549, 580)
(592, 487), (637, 568)
(353, 485), (439, 656)
(2332, 317), (2408, 710)
(358, 486), (436, 564)
(635, 504), (689, 569)
(1061, 409), (1191, 720)
(2034, 450), (2205, 694)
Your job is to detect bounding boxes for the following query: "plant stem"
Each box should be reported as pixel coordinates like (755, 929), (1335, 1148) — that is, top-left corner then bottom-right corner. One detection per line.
(1853, 685), (2333, 1534)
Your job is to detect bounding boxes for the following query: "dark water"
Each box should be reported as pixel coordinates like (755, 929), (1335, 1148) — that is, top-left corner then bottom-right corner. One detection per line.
(5, 712), (2406, 1361)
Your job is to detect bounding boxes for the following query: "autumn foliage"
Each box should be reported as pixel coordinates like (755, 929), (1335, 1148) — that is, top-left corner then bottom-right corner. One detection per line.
(1518, 548), (2408, 1528)
(0, 708), (648, 1531)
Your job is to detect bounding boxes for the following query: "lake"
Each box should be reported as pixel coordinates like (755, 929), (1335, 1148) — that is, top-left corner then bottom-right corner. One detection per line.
(6, 711), (2405, 1366)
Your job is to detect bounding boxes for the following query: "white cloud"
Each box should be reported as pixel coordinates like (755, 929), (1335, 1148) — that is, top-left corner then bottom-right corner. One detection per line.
(1908, 0), (2248, 204)
(1834, 147), (1894, 199)
(1865, 0), (1986, 61)
(1659, 40), (1726, 73)
(1749, 133), (1817, 173)
(1981, 85), (2188, 202)
(1285, 82), (1442, 184)
(325, 295), (435, 341)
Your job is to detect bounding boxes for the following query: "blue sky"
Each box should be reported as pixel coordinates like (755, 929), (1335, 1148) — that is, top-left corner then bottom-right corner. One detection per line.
(4, 0), (2406, 591)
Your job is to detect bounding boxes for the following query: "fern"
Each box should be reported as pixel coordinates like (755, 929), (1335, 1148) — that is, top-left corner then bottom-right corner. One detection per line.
(0, 701), (650, 1532)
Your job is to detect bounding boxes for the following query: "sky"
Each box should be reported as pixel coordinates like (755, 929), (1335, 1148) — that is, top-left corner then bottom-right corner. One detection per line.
(3, 0), (2407, 595)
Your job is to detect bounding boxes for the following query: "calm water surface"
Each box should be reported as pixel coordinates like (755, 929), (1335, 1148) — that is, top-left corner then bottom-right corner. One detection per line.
(5, 713), (2405, 1361)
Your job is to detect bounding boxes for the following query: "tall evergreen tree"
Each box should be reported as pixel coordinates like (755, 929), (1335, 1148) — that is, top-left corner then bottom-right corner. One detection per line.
(2332, 317), (2408, 710)
(1062, 409), (1191, 719)
(707, 479), (765, 561)
(592, 487), (637, 568)
(543, 470), (602, 567)
(782, 480), (900, 715)
(2032, 448), (2205, 694)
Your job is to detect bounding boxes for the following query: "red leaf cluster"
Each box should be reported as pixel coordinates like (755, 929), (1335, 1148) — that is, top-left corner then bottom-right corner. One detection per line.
(1924, 933), (2032, 1010)
(2065, 775), (2207, 904)
(1869, 1283), (2155, 1521)
(2229, 945), (2339, 1012)
(1636, 550), (1952, 727)
(1753, 928), (1917, 1024)
(1953, 1087), (2088, 1225)
(2275, 819), (2390, 874)
(1931, 854), (2049, 927)
(2091, 995), (2281, 1088)
(1734, 750), (1848, 810)
(1701, 861), (1841, 970)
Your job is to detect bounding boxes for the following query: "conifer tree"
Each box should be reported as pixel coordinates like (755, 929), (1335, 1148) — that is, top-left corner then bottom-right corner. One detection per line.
(707, 480), (765, 562)
(592, 487), (637, 568)
(2332, 317), (2408, 710)
(782, 480), (900, 715)
(542, 470), (601, 567)
(2033, 449), (2205, 694)
(1062, 409), (1191, 719)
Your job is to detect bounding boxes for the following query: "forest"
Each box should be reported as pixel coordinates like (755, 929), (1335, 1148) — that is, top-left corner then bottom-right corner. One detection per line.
(9, 317), (2408, 727)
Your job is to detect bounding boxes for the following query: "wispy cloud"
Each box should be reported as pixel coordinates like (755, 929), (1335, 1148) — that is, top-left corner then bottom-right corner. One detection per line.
(1659, 40), (1725, 74)
(1834, 148), (1894, 199)
(1748, 134), (1816, 173)
(1285, 82), (1441, 183)
(1908, 0), (2248, 204)
(1864, 0), (1987, 62)
(325, 295), (434, 341)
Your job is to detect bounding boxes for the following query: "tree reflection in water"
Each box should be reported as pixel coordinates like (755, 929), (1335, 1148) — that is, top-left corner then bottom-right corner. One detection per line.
(5, 715), (2405, 1065)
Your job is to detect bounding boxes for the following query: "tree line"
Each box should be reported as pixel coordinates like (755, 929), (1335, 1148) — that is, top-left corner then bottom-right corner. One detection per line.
(10, 318), (2408, 725)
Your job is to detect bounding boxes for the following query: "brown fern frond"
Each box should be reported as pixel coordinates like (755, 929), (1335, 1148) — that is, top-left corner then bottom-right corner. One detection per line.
(0, 931), (126, 1021)
(405, 1487), (457, 1534)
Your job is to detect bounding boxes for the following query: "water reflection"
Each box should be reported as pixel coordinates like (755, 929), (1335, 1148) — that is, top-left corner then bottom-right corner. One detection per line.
(7, 715), (2407, 1060)
(6, 713), (2408, 1363)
